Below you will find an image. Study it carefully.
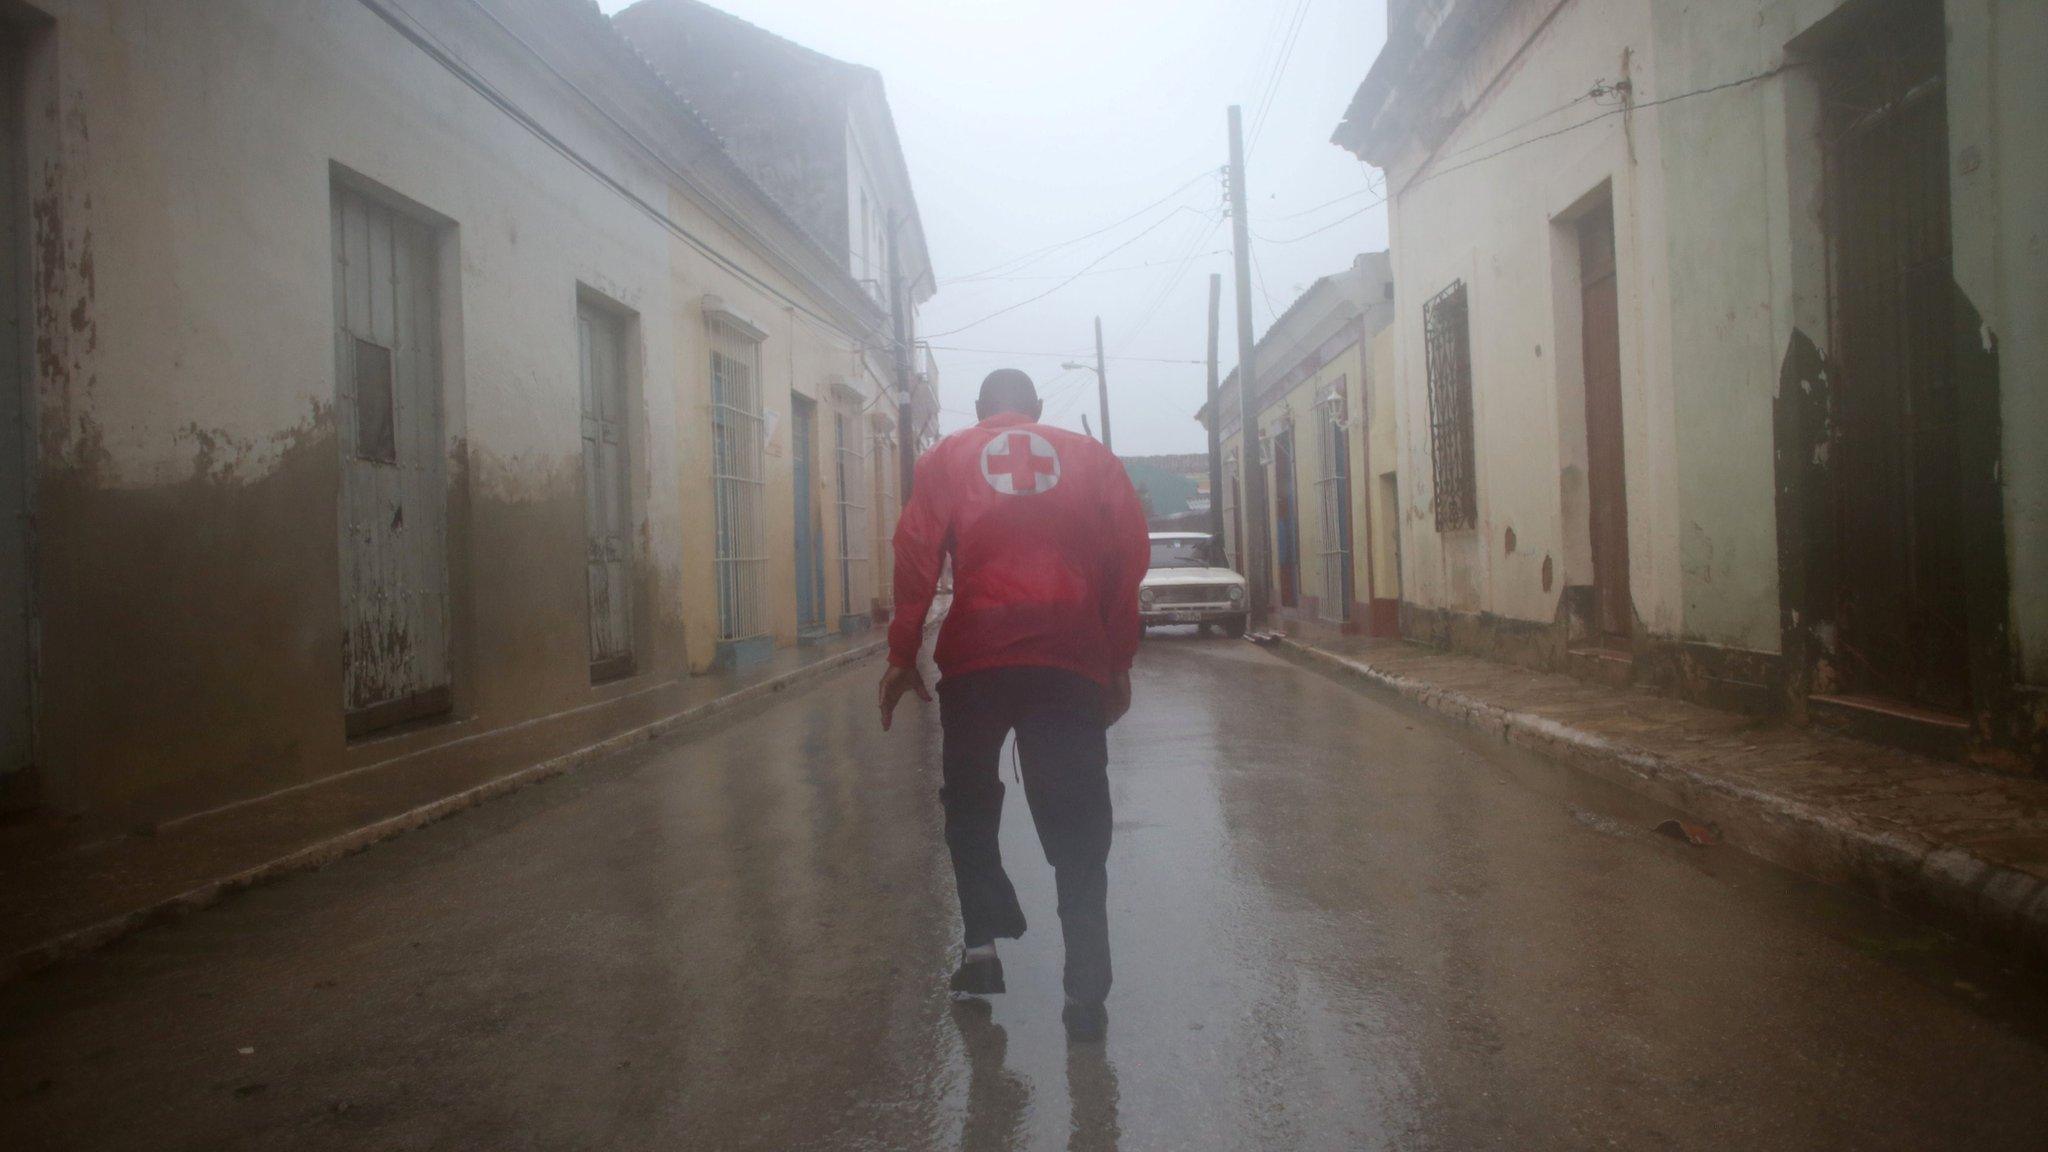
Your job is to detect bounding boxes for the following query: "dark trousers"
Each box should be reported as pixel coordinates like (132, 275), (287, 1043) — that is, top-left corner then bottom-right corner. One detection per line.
(939, 666), (1113, 1005)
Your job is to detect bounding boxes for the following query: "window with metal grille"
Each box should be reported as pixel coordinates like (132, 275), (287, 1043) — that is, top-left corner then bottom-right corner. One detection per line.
(1423, 280), (1478, 531)
(709, 318), (766, 642)
(1315, 383), (1353, 622)
(834, 409), (871, 616)
(579, 300), (634, 680)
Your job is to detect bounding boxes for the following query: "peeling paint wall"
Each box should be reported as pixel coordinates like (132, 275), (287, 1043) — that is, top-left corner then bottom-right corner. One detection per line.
(1947, 0), (2047, 689)
(18, 0), (897, 826)
(1363, 0), (2042, 761)
(1381, 0), (1673, 645)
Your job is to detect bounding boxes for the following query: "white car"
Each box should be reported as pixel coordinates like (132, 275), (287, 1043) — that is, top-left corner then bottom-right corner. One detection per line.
(1139, 532), (1248, 637)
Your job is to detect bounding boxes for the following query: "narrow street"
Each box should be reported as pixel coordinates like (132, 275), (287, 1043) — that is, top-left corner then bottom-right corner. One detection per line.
(5, 634), (2047, 1152)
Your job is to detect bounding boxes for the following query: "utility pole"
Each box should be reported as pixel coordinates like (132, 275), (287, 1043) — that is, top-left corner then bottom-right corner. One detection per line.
(1093, 316), (1112, 454)
(1081, 413), (1094, 440)
(888, 215), (915, 508)
(1204, 272), (1225, 546)
(1227, 105), (1271, 626)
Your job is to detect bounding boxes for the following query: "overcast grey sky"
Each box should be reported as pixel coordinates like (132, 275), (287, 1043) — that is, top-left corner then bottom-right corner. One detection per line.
(603, 0), (1392, 456)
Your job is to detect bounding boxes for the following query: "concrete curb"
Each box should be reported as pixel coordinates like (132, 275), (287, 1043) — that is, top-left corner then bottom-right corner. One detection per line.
(3, 636), (894, 985)
(1277, 637), (2048, 965)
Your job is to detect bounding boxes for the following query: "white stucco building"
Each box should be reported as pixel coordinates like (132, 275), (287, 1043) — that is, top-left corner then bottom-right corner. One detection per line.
(1335, 0), (2044, 768)
(0, 0), (935, 827)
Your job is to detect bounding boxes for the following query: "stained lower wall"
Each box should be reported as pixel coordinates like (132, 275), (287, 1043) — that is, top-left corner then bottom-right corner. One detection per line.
(1370, 0), (2042, 765)
(13, 0), (895, 827)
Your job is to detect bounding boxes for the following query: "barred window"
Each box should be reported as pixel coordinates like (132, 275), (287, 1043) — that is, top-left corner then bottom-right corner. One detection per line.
(1423, 280), (1478, 531)
(709, 317), (766, 641)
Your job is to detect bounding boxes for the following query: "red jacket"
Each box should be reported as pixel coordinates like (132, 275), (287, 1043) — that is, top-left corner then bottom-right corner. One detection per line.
(888, 412), (1151, 687)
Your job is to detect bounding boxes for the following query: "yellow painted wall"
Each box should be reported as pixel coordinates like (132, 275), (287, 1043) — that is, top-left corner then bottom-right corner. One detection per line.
(1365, 325), (1400, 602)
(663, 201), (894, 671)
(1218, 335), (1378, 624)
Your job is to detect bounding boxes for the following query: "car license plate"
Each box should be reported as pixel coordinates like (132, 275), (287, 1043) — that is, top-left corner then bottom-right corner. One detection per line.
(1168, 611), (1202, 623)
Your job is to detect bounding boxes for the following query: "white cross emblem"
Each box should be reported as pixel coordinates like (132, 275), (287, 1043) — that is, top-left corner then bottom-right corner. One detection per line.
(979, 429), (1063, 495)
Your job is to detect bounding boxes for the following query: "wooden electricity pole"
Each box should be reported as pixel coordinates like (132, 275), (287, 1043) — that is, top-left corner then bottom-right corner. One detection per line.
(1204, 272), (1225, 546)
(1093, 316), (1112, 454)
(1227, 105), (1271, 626)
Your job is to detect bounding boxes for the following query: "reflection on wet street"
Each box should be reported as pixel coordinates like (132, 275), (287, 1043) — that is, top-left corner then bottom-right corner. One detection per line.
(5, 634), (2048, 1150)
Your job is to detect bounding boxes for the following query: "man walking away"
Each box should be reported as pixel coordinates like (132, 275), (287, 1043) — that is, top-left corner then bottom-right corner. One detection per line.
(879, 369), (1150, 1043)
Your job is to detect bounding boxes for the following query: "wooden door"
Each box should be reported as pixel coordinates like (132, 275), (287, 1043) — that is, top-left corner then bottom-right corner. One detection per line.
(1317, 404), (1354, 620)
(579, 302), (632, 680)
(1579, 201), (1632, 642)
(332, 185), (449, 736)
(1273, 428), (1300, 608)
(791, 395), (823, 633)
(1824, 2), (1966, 710)
(0, 41), (27, 781)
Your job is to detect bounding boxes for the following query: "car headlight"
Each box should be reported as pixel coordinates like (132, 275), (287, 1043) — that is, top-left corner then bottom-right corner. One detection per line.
(1228, 585), (1244, 603)
(1139, 587), (1156, 605)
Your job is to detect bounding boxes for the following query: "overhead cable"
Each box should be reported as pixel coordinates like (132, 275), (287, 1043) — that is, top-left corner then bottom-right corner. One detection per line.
(941, 169), (1221, 283)
(922, 207), (1216, 340)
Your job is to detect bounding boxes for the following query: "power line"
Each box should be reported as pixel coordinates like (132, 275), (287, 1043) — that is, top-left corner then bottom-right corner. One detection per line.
(1247, 0), (1314, 156)
(1430, 88), (1599, 168)
(1410, 65), (1802, 192)
(1266, 173), (1381, 223)
(927, 344), (1205, 366)
(941, 169), (1220, 283)
(941, 251), (1232, 285)
(922, 206), (1209, 340)
(1114, 212), (1227, 352)
(1253, 191), (1387, 245)
(1249, 243), (1281, 320)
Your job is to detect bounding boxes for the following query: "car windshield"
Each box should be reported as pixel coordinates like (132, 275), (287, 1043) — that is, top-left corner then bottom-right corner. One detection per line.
(1149, 538), (1221, 570)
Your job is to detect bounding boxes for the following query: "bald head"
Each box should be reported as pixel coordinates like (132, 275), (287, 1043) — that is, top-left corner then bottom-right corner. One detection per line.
(976, 369), (1043, 422)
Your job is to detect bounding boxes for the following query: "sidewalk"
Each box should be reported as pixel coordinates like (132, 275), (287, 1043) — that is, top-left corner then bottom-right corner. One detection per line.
(0, 625), (906, 984)
(1278, 635), (2048, 965)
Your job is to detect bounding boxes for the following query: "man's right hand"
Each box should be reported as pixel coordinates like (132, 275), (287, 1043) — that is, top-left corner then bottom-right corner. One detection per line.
(1105, 669), (1132, 727)
(879, 664), (932, 731)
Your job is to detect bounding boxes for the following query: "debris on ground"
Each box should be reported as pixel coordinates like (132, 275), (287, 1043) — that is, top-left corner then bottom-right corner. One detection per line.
(1653, 818), (1722, 847)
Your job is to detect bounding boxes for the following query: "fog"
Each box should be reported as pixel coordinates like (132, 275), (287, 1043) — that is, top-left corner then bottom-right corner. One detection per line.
(602, 0), (1392, 455)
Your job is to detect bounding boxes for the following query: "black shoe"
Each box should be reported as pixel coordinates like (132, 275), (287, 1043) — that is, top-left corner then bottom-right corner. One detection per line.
(950, 952), (1005, 996)
(1062, 998), (1108, 1043)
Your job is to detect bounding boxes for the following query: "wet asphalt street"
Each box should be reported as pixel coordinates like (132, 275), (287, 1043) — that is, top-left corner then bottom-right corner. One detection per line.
(6, 633), (2048, 1150)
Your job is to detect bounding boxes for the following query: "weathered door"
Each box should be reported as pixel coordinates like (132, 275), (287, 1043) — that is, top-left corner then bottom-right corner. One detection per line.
(579, 302), (632, 681)
(1317, 398), (1354, 621)
(1825, 2), (1966, 710)
(791, 395), (824, 634)
(1579, 200), (1632, 642)
(1, 41), (28, 782)
(833, 410), (866, 617)
(1273, 427), (1299, 608)
(332, 185), (449, 736)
